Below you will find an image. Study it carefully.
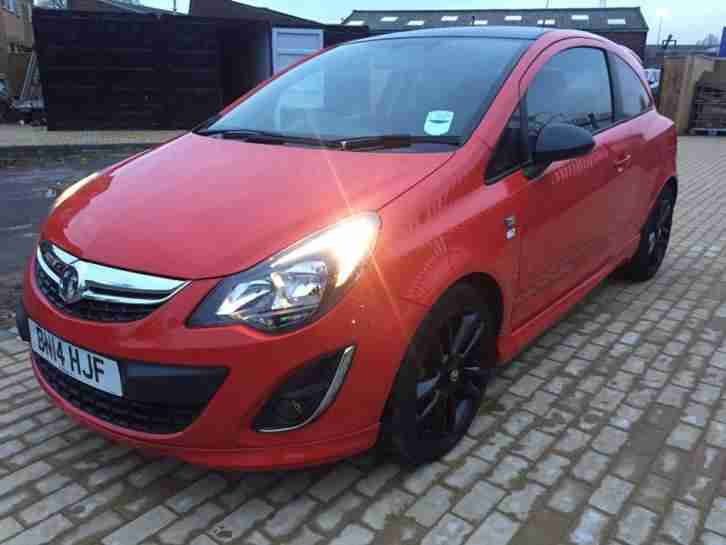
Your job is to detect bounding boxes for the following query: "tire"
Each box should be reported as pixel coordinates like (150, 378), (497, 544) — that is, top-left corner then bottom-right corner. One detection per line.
(620, 183), (675, 282)
(386, 283), (496, 465)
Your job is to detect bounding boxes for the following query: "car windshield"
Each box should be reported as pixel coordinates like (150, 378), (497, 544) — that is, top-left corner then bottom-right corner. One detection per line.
(200, 36), (529, 148)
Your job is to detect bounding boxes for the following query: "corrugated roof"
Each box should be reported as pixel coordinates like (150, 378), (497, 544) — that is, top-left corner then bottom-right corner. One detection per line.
(358, 25), (549, 42)
(189, 0), (319, 25)
(94, 0), (175, 14)
(646, 44), (717, 55)
(344, 7), (648, 33)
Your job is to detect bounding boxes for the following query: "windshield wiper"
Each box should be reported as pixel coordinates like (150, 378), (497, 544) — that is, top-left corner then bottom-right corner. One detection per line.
(195, 128), (335, 148)
(195, 128), (278, 138)
(335, 134), (461, 151)
(195, 129), (461, 151)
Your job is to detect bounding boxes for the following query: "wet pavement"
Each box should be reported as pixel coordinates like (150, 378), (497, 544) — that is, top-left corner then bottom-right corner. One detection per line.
(0, 148), (143, 327)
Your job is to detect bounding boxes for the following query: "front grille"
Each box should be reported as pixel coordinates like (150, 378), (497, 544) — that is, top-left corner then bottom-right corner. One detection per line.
(36, 263), (159, 322)
(36, 356), (206, 434)
(34, 241), (188, 323)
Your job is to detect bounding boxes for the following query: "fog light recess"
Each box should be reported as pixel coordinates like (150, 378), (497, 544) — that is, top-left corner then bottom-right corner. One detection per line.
(253, 345), (355, 432)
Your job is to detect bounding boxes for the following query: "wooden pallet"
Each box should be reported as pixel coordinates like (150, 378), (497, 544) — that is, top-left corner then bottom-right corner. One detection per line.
(690, 127), (726, 136)
(691, 115), (726, 129)
(695, 87), (726, 104)
(691, 84), (726, 132)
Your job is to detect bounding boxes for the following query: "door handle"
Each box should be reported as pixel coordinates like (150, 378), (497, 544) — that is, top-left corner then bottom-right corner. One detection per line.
(614, 154), (632, 167)
(614, 154), (632, 173)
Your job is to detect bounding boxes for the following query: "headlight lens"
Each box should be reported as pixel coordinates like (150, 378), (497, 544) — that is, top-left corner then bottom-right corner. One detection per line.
(189, 213), (381, 332)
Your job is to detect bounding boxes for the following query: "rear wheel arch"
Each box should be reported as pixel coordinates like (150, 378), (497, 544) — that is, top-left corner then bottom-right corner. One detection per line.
(621, 179), (676, 282)
(641, 175), (677, 231)
(653, 176), (678, 209)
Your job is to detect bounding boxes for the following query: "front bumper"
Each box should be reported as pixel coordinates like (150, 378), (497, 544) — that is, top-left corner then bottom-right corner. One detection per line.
(30, 352), (378, 470)
(33, 353), (227, 435)
(21, 253), (425, 469)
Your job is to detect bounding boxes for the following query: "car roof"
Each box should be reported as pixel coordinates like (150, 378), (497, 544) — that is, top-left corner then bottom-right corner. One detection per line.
(355, 25), (553, 42)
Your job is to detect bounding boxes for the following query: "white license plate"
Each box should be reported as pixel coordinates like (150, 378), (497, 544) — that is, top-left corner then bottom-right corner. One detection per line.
(29, 319), (123, 397)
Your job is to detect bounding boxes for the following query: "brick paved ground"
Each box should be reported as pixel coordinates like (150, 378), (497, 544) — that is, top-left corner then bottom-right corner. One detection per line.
(0, 136), (725, 545)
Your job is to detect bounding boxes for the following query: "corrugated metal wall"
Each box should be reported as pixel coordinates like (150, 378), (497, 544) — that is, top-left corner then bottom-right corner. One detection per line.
(596, 31), (647, 63)
(34, 10), (241, 130)
(33, 10), (369, 131)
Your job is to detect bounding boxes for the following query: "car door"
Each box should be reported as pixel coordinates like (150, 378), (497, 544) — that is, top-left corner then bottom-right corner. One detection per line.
(512, 45), (617, 328)
(605, 52), (658, 244)
(593, 124), (641, 257)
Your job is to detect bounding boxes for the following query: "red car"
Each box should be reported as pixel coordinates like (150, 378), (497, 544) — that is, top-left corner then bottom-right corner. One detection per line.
(17, 27), (677, 469)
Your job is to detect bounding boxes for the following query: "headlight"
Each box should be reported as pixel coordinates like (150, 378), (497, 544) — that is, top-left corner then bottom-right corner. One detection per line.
(51, 173), (99, 212)
(189, 213), (381, 332)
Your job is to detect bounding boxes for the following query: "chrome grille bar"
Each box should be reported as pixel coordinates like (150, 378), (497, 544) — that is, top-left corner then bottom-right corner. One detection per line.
(37, 243), (189, 306)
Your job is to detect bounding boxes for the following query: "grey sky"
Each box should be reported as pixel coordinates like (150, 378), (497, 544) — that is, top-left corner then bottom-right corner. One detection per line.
(150, 0), (725, 45)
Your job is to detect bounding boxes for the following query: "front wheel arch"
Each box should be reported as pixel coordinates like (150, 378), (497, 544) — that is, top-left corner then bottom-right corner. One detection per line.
(383, 282), (496, 464)
(457, 272), (504, 341)
(378, 276), (502, 459)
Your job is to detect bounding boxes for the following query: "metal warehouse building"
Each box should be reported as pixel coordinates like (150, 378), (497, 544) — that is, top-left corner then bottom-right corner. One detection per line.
(33, 6), (367, 130)
(343, 7), (649, 61)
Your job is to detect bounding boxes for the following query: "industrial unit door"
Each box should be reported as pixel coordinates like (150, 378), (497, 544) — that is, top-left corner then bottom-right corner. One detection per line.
(271, 28), (324, 74)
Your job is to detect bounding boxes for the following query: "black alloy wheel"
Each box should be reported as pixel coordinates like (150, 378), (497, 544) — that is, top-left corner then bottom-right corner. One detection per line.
(415, 312), (488, 439)
(387, 283), (496, 465)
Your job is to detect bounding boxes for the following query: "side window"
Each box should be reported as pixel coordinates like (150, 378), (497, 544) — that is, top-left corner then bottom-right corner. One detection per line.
(611, 54), (652, 120)
(486, 104), (526, 182)
(526, 47), (614, 147)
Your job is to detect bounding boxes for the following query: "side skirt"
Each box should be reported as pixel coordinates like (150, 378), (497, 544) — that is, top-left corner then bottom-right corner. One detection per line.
(497, 236), (640, 364)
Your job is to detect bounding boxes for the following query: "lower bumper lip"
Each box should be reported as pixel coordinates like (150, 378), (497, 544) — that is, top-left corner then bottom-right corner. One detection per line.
(31, 354), (379, 470)
(32, 351), (228, 435)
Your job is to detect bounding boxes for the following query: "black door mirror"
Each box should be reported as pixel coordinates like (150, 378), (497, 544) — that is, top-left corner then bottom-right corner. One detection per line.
(532, 123), (596, 166)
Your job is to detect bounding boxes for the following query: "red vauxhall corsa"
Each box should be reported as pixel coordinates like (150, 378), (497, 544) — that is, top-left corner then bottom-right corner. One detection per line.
(18, 27), (677, 469)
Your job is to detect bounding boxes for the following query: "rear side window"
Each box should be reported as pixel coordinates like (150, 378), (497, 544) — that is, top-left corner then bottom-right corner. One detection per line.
(526, 47), (614, 145)
(486, 104), (526, 182)
(611, 54), (652, 119)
